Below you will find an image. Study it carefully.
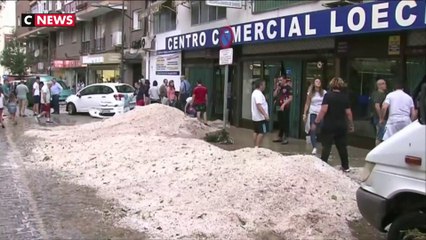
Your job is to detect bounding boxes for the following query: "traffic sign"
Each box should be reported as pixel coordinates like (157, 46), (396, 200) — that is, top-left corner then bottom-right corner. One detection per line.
(219, 48), (233, 66)
(219, 26), (234, 49)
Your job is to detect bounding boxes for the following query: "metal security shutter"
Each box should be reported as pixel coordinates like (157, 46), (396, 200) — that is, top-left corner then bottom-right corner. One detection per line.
(242, 38), (335, 55)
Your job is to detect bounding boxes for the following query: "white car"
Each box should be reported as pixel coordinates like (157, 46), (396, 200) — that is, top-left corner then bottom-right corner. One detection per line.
(66, 83), (135, 115)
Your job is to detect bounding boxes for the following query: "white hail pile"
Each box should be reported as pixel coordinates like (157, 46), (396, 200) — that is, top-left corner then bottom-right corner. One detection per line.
(25, 104), (361, 240)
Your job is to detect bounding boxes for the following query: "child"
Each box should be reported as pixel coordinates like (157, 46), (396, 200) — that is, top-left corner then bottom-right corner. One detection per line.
(7, 93), (18, 125)
(0, 89), (4, 128)
(185, 97), (197, 118)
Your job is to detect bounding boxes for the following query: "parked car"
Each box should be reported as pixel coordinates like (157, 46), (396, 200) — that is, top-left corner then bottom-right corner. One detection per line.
(26, 75), (72, 105)
(356, 82), (426, 240)
(66, 83), (136, 116)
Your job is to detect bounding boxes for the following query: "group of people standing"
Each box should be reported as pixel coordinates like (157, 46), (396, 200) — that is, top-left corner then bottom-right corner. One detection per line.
(134, 78), (178, 107)
(252, 74), (421, 172)
(370, 79), (417, 145)
(0, 77), (61, 127)
(33, 77), (63, 124)
(133, 76), (209, 125)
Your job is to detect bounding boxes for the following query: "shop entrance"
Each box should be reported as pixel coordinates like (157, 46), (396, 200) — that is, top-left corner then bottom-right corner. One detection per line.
(211, 65), (236, 122)
(241, 60), (302, 138)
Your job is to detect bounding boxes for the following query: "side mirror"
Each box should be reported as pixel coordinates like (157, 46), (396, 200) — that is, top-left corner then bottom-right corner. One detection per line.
(77, 93), (81, 98)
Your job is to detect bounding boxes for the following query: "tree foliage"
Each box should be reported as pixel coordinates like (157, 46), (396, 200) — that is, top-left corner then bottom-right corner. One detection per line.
(0, 32), (29, 77)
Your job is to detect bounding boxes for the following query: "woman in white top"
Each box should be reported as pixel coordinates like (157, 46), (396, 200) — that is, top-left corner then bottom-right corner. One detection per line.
(303, 79), (326, 155)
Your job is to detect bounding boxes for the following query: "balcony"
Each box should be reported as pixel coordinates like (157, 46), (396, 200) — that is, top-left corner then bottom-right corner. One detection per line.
(76, 0), (125, 20)
(80, 41), (91, 55)
(92, 38), (106, 53)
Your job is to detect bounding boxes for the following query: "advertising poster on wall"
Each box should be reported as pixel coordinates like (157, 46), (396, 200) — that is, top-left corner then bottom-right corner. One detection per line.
(150, 50), (182, 89)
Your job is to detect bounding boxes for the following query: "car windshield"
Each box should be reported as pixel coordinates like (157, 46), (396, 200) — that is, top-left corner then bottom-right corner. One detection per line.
(115, 85), (134, 93)
(57, 80), (70, 89)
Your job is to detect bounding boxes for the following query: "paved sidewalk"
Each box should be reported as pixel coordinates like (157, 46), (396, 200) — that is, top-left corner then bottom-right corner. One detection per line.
(0, 134), (46, 239)
(218, 127), (370, 168)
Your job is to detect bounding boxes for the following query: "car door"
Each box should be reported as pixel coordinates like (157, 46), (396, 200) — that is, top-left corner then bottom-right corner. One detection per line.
(98, 86), (115, 108)
(77, 86), (98, 112)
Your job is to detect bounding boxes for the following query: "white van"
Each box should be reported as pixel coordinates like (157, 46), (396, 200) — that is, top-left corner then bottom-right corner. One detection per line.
(356, 83), (426, 240)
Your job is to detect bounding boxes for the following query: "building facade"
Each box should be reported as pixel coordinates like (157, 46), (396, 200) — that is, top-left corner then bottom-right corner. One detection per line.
(150, 0), (426, 148)
(15, 0), (151, 88)
(0, 0), (16, 82)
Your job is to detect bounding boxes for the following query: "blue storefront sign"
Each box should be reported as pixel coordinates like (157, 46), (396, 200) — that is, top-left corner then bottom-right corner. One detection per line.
(166, 0), (426, 51)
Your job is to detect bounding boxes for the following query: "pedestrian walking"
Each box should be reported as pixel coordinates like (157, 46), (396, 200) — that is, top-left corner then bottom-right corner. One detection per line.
(36, 81), (53, 124)
(135, 82), (145, 106)
(15, 80), (29, 117)
(192, 80), (208, 125)
(311, 77), (354, 172)
(51, 78), (63, 114)
(7, 93), (18, 125)
(167, 80), (177, 107)
(273, 76), (293, 145)
(2, 79), (11, 105)
(0, 89), (5, 128)
(32, 77), (41, 116)
(302, 79), (326, 155)
(160, 79), (168, 104)
(370, 79), (388, 145)
(251, 79), (269, 148)
(178, 76), (191, 110)
(149, 81), (161, 104)
(381, 81), (416, 141)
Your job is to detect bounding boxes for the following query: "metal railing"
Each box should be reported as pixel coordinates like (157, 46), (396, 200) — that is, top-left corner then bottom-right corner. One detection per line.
(80, 41), (90, 55)
(92, 37), (106, 52)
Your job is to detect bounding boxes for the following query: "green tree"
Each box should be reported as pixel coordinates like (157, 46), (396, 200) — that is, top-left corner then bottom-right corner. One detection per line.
(0, 32), (29, 77)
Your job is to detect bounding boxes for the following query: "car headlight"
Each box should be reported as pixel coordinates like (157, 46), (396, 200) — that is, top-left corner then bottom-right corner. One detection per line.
(361, 162), (375, 182)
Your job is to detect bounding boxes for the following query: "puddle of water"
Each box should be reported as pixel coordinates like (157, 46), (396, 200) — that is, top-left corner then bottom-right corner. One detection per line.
(349, 218), (386, 240)
(13, 131), (147, 239)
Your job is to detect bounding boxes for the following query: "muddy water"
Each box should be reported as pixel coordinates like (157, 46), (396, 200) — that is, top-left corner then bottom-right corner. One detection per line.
(25, 169), (146, 239)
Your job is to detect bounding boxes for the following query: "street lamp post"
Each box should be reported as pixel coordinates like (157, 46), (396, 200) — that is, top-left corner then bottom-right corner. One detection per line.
(120, 0), (125, 82)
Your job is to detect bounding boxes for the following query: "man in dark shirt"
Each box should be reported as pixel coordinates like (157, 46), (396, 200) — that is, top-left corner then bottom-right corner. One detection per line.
(273, 76), (293, 144)
(370, 79), (387, 145)
(192, 80), (208, 125)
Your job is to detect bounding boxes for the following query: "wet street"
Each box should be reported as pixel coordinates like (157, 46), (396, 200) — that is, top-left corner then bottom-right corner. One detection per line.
(0, 112), (146, 239)
(0, 111), (385, 240)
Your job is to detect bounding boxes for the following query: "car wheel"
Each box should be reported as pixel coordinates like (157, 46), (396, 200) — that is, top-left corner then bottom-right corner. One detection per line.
(67, 103), (77, 115)
(387, 212), (426, 240)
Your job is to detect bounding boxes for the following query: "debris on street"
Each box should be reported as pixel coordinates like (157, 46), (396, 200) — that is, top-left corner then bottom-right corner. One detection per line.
(25, 104), (361, 239)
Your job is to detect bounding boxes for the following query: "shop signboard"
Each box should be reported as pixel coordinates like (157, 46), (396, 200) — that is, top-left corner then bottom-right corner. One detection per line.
(155, 51), (181, 76)
(165, 0), (426, 51)
(52, 60), (82, 69)
(82, 55), (104, 64)
(206, 0), (242, 9)
(52, 60), (64, 68)
(150, 50), (182, 90)
(388, 35), (401, 55)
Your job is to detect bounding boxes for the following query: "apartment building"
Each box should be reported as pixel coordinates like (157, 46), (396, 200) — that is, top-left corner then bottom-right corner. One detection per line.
(0, 0), (16, 82)
(15, 0), (151, 87)
(150, 0), (426, 148)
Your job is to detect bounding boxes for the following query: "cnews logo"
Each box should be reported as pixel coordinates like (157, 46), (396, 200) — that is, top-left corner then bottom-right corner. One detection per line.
(21, 14), (76, 27)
